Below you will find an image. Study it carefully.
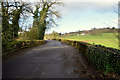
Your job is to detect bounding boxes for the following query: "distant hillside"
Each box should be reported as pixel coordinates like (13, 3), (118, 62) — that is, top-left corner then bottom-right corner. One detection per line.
(63, 28), (119, 35)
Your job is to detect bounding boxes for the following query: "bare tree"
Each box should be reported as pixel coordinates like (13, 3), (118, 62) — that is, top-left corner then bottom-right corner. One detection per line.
(32, 0), (63, 40)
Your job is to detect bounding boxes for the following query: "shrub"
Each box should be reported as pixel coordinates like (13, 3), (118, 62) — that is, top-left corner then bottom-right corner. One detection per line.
(18, 27), (39, 40)
(86, 45), (120, 76)
(26, 27), (39, 40)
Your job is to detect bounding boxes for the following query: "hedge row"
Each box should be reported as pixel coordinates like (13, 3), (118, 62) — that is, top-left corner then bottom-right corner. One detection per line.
(53, 39), (120, 77)
(2, 40), (46, 56)
(86, 45), (120, 76)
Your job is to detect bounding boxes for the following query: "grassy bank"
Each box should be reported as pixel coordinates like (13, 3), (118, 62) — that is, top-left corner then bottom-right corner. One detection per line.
(58, 33), (119, 49)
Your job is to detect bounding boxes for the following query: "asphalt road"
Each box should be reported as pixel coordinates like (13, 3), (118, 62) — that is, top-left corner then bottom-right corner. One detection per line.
(3, 40), (101, 79)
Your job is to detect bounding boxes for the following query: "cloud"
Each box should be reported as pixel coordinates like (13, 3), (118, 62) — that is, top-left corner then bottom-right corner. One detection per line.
(61, 0), (119, 2)
(60, 2), (117, 16)
(112, 18), (118, 24)
(13, 0), (118, 2)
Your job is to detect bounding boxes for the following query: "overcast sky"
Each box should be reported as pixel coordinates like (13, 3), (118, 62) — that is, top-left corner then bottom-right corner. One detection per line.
(18, 0), (119, 33)
(44, 0), (119, 34)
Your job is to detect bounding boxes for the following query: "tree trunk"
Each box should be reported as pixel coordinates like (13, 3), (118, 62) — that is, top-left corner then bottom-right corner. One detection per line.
(38, 22), (46, 40)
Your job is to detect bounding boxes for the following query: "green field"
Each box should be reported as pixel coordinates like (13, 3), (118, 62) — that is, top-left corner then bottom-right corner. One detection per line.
(58, 33), (119, 49)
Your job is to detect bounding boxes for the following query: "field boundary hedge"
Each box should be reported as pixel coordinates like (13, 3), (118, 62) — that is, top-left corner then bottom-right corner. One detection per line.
(52, 39), (120, 79)
(2, 40), (46, 56)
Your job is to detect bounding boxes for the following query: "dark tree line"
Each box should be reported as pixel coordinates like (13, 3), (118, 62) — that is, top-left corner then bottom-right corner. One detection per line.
(2, 1), (31, 43)
(2, 0), (62, 43)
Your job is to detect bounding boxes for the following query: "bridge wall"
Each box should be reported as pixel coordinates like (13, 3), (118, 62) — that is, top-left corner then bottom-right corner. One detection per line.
(2, 40), (46, 56)
(53, 39), (120, 78)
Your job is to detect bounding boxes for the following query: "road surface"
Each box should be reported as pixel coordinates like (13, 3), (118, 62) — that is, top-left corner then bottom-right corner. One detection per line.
(3, 40), (101, 79)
